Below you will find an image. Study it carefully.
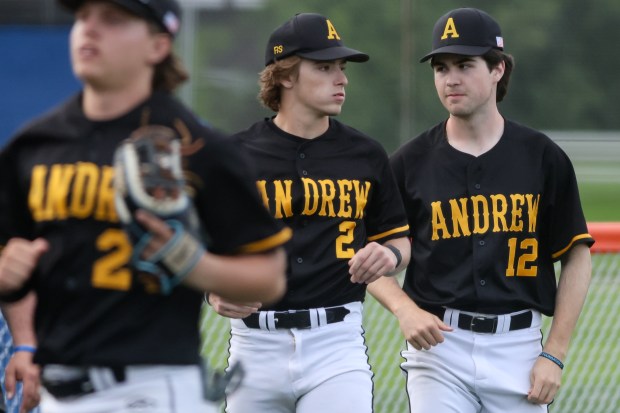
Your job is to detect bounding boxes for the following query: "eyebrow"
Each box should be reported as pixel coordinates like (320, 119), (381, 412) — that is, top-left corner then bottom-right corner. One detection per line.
(432, 56), (477, 67)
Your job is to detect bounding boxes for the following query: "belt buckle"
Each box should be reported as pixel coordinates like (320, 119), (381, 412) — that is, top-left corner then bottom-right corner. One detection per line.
(272, 309), (297, 325)
(470, 315), (497, 333)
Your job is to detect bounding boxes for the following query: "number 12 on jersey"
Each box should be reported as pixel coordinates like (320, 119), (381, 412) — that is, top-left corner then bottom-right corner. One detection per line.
(506, 237), (538, 277)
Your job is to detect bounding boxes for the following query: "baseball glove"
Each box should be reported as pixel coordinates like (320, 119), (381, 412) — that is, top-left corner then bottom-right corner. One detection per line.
(113, 125), (204, 294)
(201, 360), (245, 402)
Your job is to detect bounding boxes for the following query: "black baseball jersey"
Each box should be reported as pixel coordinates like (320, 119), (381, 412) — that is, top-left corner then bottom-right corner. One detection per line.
(390, 119), (594, 316)
(0, 91), (291, 366)
(233, 118), (409, 311)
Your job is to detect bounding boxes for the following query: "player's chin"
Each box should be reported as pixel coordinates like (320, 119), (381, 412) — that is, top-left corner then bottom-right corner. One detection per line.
(72, 67), (100, 85)
(446, 106), (474, 118)
(322, 106), (343, 117)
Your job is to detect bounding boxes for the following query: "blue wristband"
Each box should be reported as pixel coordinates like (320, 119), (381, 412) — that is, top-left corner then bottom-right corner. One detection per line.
(13, 345), (36, 354)
(539, 351), (564, 370)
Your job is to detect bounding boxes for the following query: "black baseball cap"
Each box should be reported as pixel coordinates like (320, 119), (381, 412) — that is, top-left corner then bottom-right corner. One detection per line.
(265, 13), (369, 66)
(58, 0), (181, 36)
(420, 8), (504, 63)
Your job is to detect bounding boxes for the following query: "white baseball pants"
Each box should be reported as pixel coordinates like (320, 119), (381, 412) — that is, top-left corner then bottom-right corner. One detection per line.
(402, 308), (548, 413)
(40, 365), (219, 413)
(225, 301), (373, 413)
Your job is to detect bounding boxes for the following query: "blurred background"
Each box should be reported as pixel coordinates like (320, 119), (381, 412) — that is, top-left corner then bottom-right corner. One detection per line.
(1, 0), (618, 222)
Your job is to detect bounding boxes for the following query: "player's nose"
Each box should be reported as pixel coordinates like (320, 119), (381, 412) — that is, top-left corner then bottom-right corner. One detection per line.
(445, 71), (461, 86)
(335, 69), (348, 86)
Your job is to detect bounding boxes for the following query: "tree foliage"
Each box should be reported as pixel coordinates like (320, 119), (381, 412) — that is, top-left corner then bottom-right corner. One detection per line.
(189, 0), (619, 152)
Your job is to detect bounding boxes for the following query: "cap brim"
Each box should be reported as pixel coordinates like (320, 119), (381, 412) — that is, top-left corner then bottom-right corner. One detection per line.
(298, 47), (369, 63)
(419, 45), (492, 62)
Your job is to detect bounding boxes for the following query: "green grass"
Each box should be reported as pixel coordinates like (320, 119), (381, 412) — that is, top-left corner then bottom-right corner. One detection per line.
(579, 181), (620, 222)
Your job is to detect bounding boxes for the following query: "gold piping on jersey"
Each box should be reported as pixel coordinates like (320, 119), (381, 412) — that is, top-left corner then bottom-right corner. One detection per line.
(367, 225), (410, 242)
(552, 233), (593, 259)
(238, 227), (292, 254)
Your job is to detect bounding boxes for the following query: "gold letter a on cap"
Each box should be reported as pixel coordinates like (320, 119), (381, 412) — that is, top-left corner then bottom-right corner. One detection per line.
(326, 19), (341, 40)
(441, 17), (460, 40)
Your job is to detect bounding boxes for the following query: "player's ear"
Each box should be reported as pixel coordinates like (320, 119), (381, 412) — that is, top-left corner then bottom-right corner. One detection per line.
(148, 33), (173, 65)
(279, 75), (294, 89)
(491, 60), (505, 83)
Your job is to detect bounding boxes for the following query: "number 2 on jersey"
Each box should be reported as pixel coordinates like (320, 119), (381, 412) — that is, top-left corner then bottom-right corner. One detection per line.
(92, 229), (133, 290)
(506, 237), (538, 277)
(336, 221), (356, 258)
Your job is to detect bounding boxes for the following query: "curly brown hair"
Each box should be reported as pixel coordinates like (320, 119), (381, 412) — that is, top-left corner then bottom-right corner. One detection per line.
(258, 56), (302, 112)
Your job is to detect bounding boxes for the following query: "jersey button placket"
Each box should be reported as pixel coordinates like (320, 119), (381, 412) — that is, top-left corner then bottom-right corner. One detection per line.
(296, 145), (309, 178)
(475, 233), (486, 288)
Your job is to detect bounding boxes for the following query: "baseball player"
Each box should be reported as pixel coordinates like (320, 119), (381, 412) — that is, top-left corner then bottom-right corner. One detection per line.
(368, 7), (594, 413)
(0, 1), (291, 412)
(208, 13), (411, 413)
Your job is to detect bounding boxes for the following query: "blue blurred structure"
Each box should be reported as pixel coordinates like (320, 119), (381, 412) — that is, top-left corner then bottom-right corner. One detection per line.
(0, 26), (80, 145)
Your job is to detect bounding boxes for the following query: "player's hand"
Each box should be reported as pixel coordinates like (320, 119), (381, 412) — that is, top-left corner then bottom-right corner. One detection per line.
(5, 350), (41, 413)
(348, 242), (397, 284)
(133, 209), (175, 258)
(208, 293), (261, 319)
(396, 303), (453, 350)
(528, 355), (562, 404)
(0, 238), (48, 292)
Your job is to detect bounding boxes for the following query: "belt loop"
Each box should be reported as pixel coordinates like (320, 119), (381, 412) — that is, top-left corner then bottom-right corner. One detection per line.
(445, 308), (458, 328)
(258, 311), (269, 330)
(530, 310), (542, 328)
(316, 308), (327, 327)
(497, 314), (508, 333)
(88, 367), (115, 391)
(266, 311), (277, 331)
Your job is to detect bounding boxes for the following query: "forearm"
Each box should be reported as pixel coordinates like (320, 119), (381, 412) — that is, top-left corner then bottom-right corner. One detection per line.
(544, 244), (592, 360)
(184, 248), (287, 305)
(1, 291), (37, 346)
(383, 237), (411, 276)
(367, 276), (418, 317)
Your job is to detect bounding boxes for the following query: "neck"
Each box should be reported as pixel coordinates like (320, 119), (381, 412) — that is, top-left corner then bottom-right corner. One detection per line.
(273, 109), (330, 140)
(82, 80), (154, 121)
(445, 108), (504, 156)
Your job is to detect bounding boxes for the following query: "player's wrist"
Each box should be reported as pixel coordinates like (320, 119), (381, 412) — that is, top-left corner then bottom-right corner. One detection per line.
(13, 345), (36, 354)
(539, 351), (564, 370)
(384, 244), (402, 268)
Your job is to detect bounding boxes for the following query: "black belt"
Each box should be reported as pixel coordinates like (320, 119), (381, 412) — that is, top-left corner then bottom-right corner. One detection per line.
(242, 306), (350, 329)
(426, 307), (533, 334)
(42, 367), (126, 399)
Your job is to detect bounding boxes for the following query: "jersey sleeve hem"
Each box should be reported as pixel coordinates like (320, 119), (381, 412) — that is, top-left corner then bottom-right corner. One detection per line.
(367, 225), (410, 242)
(237, 227), (292, 254)
(551, 233), (595, 260)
